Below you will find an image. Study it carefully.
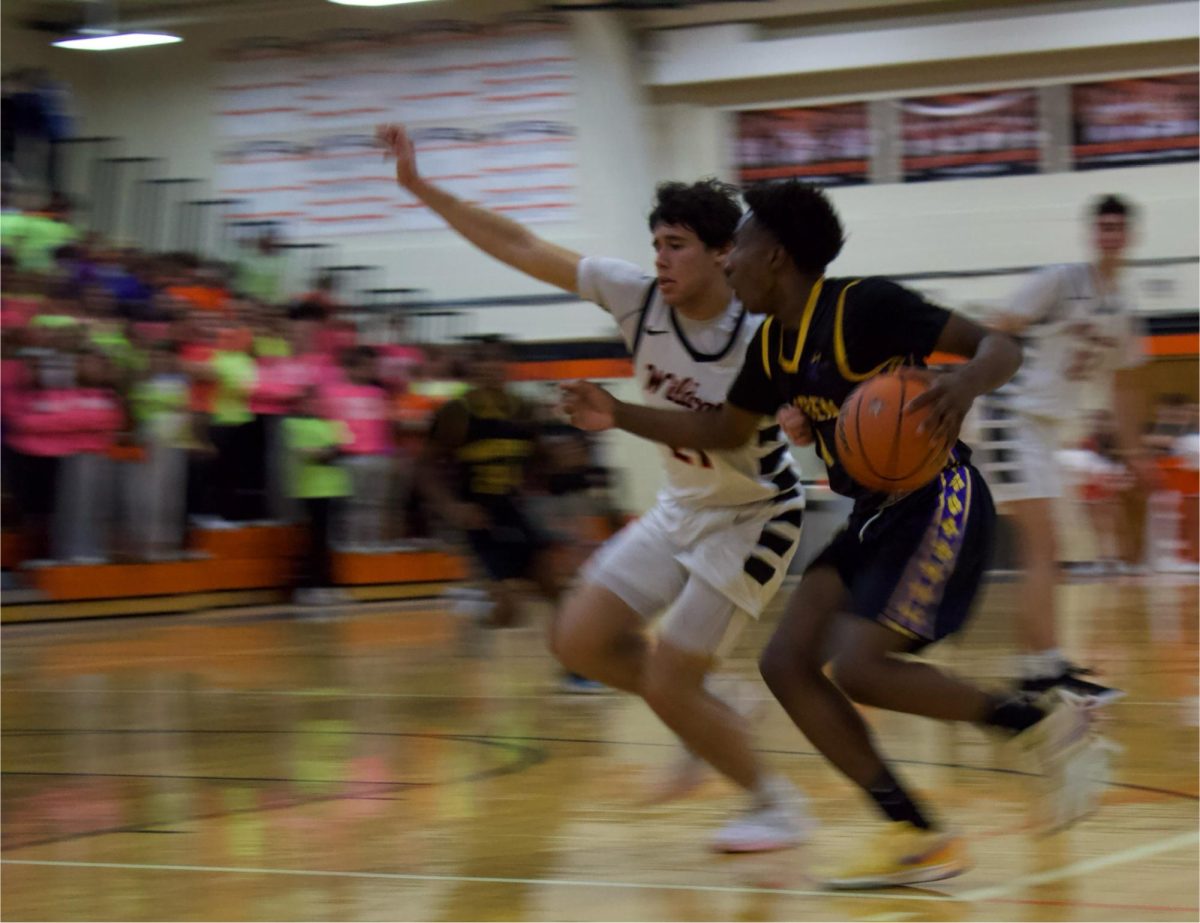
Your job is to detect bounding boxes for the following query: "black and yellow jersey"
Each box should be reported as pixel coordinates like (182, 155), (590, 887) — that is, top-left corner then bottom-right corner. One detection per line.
(431, 388), (537, 503)
(727, 276), (965, 505)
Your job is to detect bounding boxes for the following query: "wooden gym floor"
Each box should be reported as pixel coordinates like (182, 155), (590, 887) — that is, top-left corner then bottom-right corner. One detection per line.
(2, 573), (1197, 922)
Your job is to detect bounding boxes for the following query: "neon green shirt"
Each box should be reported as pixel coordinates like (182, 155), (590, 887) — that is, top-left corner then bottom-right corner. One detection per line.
(285, 416), (352, 499)
(210, 350), (257, 426)
(8, 214), (79, 272)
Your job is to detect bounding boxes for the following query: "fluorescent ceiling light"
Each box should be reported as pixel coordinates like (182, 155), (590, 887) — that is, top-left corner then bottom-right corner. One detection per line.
(53, 31), (182, 51)
(327, 0), (438, 6)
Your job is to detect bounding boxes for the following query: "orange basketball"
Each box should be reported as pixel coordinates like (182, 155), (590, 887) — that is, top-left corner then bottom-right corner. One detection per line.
(835, 371), (949, 493)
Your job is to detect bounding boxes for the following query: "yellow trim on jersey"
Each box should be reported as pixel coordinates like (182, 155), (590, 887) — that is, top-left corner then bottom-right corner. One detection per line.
(780, 277), (825, 374)
(833, 279), (905, 383)
(456, 438), (533, 462)
(760, 317), (774, 379)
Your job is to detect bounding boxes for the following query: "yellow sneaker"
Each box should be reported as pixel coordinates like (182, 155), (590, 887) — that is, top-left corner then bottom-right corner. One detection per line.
(822, 822), (969, 890)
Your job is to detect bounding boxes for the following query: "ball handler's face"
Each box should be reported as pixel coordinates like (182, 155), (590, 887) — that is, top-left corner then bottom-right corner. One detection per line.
(651, 222), (728, 308)
(722, 213), (778, 316)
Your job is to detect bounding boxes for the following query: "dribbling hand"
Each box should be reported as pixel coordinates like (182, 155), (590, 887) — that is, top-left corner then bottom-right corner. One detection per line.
(559, 380), (617, 432)
(903, 368), (974, 450)
(776, 405), (815, 446)
(375, 123), (420, 190)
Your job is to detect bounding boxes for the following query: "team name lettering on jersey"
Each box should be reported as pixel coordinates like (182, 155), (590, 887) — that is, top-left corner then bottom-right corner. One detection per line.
(645, 364), (722, 412)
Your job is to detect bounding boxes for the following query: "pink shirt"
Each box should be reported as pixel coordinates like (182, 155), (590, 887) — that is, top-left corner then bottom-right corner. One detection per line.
(316, 324), (358, 359)
(7, 388), (122, 456)
(1, 359), (31, 424)
(251, 353), (341, 415)
(321, 382), (392, 456)
(378, 344), (425, 392)
(1, 295), (41, 330)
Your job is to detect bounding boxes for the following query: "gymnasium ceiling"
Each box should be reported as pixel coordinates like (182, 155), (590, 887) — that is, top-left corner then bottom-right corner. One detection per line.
(8, 0), (1168, 36)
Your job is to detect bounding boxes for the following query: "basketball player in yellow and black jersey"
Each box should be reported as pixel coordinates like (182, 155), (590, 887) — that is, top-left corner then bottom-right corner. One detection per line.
(564, 180), (1107, 888)
(422, 338), (589, 667)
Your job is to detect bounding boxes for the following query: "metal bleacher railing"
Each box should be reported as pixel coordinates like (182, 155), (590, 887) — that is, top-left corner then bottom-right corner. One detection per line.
(50, 136), (1199, 348)
(53, 135), (457, 342)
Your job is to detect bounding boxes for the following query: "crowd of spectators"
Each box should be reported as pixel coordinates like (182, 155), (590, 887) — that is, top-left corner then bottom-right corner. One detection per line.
(1, 195), (611, 599)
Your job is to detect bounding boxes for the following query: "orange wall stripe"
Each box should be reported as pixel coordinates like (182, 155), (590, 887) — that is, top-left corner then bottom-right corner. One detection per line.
(333, 550), (467, 585)
(510, 358), (633, 381)
(1146, 333), (1198, 357)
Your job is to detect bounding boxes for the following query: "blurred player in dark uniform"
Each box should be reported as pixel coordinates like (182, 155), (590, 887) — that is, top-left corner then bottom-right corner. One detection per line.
(421, 337), (602, 691)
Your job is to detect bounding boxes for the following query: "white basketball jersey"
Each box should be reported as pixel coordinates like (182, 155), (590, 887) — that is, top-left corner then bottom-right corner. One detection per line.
(1000, 263), (1144, 420)
(578, 256), (801, 511)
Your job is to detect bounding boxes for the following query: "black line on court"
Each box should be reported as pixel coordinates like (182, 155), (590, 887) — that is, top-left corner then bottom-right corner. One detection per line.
(0, 731), (547, 852)
(123, 829), (188, 834)
(4, 727), (1197, 804)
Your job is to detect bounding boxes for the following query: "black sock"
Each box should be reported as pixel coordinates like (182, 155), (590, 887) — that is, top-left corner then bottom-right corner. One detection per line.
(868, 768), (932, 830)
(983, 695), (1045, 733)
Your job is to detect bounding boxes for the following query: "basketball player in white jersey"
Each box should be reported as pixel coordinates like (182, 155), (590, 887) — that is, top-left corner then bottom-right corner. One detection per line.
(977, 195), (1148, 703)
(378, 123), (808, 851)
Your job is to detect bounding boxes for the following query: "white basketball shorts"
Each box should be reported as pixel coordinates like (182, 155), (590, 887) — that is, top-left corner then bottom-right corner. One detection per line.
(581, 495), (804, 655)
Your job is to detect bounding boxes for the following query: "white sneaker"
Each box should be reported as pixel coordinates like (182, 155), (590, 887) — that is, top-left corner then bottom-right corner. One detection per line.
(1017, 691), (1111, 833)
(709, 778), (813, 853)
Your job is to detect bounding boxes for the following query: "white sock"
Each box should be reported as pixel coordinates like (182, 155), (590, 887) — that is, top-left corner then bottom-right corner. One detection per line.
(1018, 649), (1066, 680)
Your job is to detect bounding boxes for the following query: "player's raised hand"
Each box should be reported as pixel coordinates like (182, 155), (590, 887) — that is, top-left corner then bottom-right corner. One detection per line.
(559, 380), (617, 432)
(776, 405), (815, 447)
(375, 123), (420, 190)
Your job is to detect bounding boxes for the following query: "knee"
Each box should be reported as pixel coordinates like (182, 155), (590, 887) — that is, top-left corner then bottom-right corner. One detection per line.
(829, 653), (881, 705)
(759, 634), (814, 695)
(642, 644), (705, 715)
(548, 619), (584, 669)
(549, 615), (616, 678)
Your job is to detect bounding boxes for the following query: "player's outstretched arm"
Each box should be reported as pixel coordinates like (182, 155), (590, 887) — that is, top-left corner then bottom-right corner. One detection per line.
(560, 380), (759, 450)
(376, 123), (582, 293)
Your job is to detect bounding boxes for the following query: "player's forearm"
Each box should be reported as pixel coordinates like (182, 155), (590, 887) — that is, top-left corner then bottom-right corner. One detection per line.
(406, 178), (575, 291)
(612, 401), (744, 450)
(951, 331), (1022, 397)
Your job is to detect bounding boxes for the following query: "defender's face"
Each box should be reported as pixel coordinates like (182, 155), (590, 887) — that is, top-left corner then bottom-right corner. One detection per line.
(469, 344), (508, 390)
(1093, 214), (1129, 259)
(651, 222), (728, 307)
(723, 214), (777, 316)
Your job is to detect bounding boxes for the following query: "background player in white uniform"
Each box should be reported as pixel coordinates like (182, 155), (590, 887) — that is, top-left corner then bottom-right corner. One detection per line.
(977, 195), (1147, 702)
(378, 124), (808, 852)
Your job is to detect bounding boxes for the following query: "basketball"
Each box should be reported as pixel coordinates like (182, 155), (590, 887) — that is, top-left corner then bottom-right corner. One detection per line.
(835, 370), (949, 493)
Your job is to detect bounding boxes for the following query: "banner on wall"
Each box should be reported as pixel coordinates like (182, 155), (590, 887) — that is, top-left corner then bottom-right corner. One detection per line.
(1072, 74), (1200, 169)
(735, 104), (870, 186)
(900, 91), (1040, 182)
(213, 18), (579, 238)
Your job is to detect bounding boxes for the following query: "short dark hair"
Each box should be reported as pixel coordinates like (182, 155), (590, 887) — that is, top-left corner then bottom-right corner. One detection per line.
(1093, 194), (1132, 220)
(288, 300), (326, 323)
(648, 178), (742, 249)
(743, 180), (845, 275)
(344, 345), (377, 365)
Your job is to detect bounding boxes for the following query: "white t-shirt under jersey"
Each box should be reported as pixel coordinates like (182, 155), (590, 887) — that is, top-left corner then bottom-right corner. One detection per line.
(1000, 262), (1144, 421)
(577, 256), (802, 511)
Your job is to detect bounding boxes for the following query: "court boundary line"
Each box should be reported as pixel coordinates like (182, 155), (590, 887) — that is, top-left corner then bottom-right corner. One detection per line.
(2, 830), (1195, 911)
